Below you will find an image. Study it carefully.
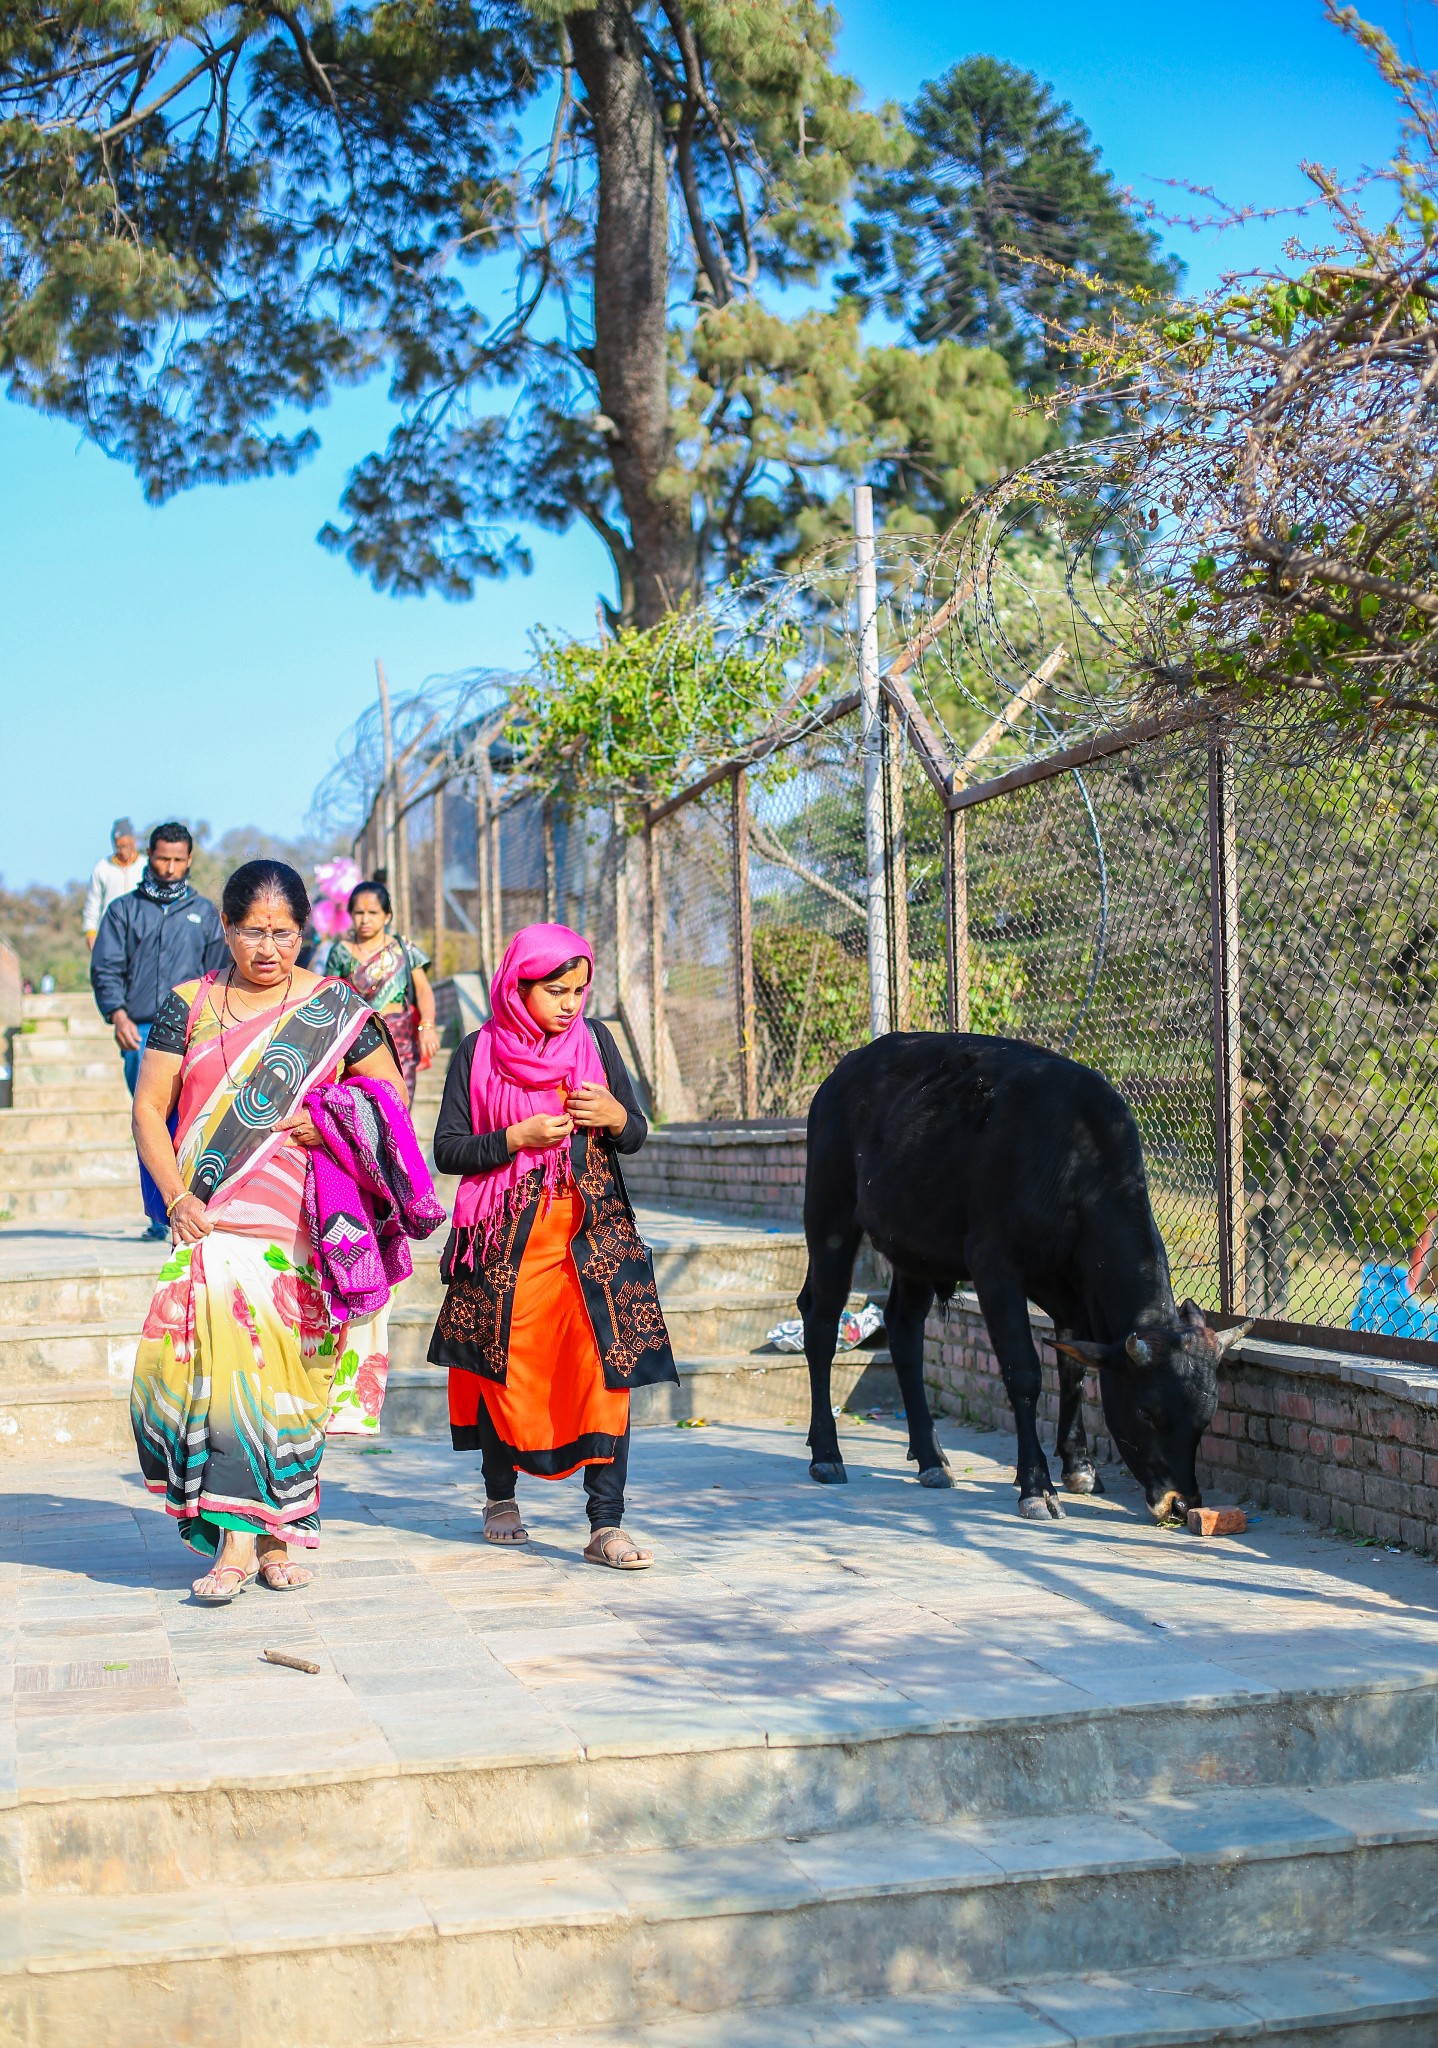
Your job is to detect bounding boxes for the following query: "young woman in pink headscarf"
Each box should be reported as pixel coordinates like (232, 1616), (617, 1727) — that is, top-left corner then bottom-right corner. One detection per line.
(427, 924), (676, 1566)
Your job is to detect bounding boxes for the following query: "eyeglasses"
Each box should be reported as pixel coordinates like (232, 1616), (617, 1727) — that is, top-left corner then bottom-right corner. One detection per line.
(232, 927), (302, 948)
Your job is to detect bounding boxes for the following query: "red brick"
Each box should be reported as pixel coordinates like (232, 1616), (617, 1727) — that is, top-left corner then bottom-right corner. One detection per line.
(1188, 1506), (1247, 1536)
(1377, 1443), (1404, 1480)
(1365, 1474), (1407, 1514)
(1274, 1389), (1314, 1422)
(1402, 1448), (1425, 1486)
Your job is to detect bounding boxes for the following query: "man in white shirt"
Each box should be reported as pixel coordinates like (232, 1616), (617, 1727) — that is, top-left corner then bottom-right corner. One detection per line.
(83, 819), (144, 950)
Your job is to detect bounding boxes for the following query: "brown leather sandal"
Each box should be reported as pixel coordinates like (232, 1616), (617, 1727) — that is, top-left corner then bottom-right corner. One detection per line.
(583, 1525), (653, 1570)
(484, 1498), (529, 1545)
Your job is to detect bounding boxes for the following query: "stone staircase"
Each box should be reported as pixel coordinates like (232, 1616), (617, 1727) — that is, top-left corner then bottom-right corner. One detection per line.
(8, 1499), (1438, 2047)
(0, 994), (138, 1227)
(0, 991), (894, 1457)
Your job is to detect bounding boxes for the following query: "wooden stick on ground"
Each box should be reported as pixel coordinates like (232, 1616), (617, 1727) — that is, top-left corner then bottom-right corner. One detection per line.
(263, 1649), (321, 1675)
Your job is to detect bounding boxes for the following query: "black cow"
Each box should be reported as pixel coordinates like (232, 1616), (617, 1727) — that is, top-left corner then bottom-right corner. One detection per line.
(799, 1033), (1249, 1521)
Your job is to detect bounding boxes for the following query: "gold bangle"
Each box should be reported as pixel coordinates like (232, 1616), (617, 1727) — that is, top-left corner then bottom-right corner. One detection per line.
(164, 1190), (189, 1217)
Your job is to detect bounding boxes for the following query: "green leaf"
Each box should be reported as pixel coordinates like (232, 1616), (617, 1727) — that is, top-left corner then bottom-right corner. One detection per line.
(263, 1246), (293, 1271)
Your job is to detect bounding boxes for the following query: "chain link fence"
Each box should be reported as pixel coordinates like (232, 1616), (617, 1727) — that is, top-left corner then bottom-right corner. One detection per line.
(321, 596), (1438, 1363)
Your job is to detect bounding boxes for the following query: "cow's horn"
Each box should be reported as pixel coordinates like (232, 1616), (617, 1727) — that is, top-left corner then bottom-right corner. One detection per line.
(1125, 1333), (1153, 1367)
(1213, 1319), (1254, 1358)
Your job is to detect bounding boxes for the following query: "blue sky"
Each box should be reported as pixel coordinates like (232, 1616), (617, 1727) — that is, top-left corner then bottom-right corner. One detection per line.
(0, 0), (1419, 887)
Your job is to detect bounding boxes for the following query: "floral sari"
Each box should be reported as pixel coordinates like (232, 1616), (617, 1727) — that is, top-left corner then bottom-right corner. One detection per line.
(130, 977), (390, 1557)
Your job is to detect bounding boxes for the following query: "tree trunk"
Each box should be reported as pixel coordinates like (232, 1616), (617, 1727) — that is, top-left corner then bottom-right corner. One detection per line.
(569, 0), (696, 628)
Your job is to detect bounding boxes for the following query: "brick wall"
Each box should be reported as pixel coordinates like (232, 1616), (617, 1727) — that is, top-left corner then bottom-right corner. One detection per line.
(624, 1121), (807, 1220)
(924, 1292), (1438, 1555)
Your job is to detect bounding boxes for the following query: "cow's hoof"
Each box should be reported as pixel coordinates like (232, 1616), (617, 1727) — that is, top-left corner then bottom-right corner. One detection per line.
(1062, 1465), (1105, 1495)
(809, 1460), (849, 1485)
(1018, 1492), (1066, 1521)
(917, 1464), (955, 1489)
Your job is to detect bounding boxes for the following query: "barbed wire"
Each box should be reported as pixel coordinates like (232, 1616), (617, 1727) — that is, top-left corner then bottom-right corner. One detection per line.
(308, 455), (1159, 838)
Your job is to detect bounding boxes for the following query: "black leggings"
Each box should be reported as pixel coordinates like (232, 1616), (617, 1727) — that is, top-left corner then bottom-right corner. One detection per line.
(473, 1403), (630, 1528)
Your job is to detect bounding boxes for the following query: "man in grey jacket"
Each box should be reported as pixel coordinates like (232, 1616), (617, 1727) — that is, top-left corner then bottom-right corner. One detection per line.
(90, 823), (227, 1238)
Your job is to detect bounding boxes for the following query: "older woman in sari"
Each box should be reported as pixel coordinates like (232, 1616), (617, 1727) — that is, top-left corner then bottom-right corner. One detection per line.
(129, 859), (410, 1604)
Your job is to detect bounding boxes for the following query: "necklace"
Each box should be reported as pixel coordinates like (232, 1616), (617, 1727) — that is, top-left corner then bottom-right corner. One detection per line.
(217, 967), (293, 1089)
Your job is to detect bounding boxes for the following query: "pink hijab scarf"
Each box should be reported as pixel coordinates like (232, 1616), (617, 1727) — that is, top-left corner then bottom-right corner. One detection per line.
(452, 922), (607, 1252)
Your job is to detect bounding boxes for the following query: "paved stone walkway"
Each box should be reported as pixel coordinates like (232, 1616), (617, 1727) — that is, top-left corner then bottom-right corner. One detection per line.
(7, 1410), (1438, 1804)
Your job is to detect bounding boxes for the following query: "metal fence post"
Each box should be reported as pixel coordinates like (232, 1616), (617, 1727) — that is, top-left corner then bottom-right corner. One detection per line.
(884, 701), (911, 1030)
(431, 783), (445, 974)
(542, 799), (557, 923)
(1207, 726), (1247, 1316)
(731, 767), (759, 1114)
(474, 773), (492, 980)
(853, 486), (891, 1037)
(646, 819), (665, 1119)
(943, 807), (970, 1032)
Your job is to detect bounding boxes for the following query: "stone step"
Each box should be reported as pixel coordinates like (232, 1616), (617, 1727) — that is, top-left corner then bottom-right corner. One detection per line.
(384, 1282), (801, 1353)
(10, 1051), (126, 1087)
(20, 992), (101, 1023)
(0, 1180), (142, 1226)
(9, 1080), (132, 1112)
(0, 1141), (136, 1185)
(0, 1376), (130, 1454)
(377, 1345), (899, 1435)
(0, 1107), (134, 1149)
(0, 1349), (897, 1461)
(8, 1766), (1438, 2046)
(17, 1013), (111, 1041)
(0, 1260), (158, 1330)
(0, 1223), (810, 1329)
(12, 1029), (114, 1061)
(459, 1944), (1438, 2047)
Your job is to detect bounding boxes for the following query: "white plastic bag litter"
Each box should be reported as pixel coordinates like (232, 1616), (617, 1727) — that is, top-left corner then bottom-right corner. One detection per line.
(766, 1302), (884, 1353)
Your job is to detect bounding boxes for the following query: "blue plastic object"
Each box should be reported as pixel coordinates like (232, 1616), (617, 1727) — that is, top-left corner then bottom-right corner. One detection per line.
(1350, 1262), (1438, 1344)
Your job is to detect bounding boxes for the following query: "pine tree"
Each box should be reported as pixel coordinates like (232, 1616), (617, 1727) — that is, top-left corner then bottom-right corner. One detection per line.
(845, 56), (1180, 408)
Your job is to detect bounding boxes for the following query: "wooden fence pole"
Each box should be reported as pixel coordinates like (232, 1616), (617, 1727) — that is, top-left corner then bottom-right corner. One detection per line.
(431, 783), (445, 974)
(542, 799), (557, 924)
(1208, 727), (1247, 1316)
(646, 820), (664, 1118)
(731, 768), (758, 1116)
(853, 486), (890, 1037)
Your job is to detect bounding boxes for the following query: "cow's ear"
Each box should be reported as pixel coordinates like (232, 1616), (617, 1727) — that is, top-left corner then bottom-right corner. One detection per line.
(1052, 1337), (1110, 1367)
(1178, 1297), (1207, 1328)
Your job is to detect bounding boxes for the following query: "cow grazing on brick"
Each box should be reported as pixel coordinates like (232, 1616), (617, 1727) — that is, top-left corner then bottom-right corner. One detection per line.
(799, 1033), (1250, 1521)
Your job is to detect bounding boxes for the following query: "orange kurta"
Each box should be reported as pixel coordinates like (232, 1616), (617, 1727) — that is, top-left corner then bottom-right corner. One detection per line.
(447, 1186), (629, 1477)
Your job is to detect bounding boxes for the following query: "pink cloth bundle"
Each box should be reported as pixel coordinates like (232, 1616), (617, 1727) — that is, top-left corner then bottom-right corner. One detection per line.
(302, 1076), (447, 1321)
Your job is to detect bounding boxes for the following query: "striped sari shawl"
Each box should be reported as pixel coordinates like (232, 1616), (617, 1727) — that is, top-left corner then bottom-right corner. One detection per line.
(131, 976), (385, 1553)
